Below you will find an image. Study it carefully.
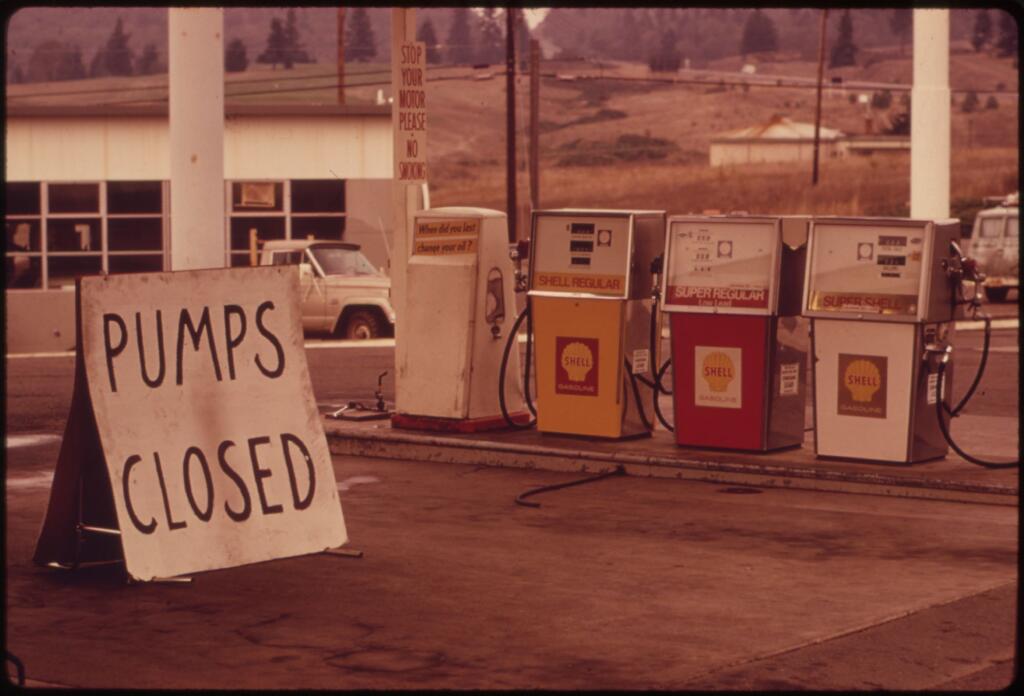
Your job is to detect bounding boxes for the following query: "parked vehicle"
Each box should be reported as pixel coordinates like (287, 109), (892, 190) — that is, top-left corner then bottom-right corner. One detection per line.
(260, 240), (395, 339)
(966, 193), (1019, 302)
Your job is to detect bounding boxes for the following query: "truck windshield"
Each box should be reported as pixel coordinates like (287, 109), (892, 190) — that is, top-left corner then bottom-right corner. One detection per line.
(309, 247), (381, 276)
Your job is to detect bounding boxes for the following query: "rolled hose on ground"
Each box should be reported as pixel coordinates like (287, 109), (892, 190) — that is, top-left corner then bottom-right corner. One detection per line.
(498, 303), (536, 430)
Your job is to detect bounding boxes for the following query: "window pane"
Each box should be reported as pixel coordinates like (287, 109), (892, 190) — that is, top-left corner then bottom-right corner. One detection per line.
(47, 255), (102, 288)
(231, 182), (283, 212)
(109, 218), (163, 251)
(109, 254), (164, 274)
(6, 219), (41, 252)
(47, 218), (101, 251)
(6, 183), (41, 215)
(230, 253), (255, 268)
(48, 183), (100, 213)
(1005, 218), (1018, 238)
(6, 255), (42, 289)
(291, 179), (345, 213)
(272, 251), (303, 266)
(292, 216), (345, 241)
(230, 216), (285, 250)
(108, 181), (162, 214)
(979, 218), (1002, 238)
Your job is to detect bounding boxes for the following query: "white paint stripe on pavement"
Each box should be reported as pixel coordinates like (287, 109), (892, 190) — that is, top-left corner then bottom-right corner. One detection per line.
(954, 317), (1018, 331)
(6, 434), (62, 449)
(7, 471), (55, 489)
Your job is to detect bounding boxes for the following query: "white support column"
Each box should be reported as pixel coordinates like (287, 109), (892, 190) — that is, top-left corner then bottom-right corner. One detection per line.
(910, 9), (950, 219)
(168, 8), (226, 270)
(391, 8), (418, 389)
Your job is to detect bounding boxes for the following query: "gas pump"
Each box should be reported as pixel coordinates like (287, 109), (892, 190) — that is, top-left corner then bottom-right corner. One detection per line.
(393, 207), (529, 432)
(527, 209), (666, 439)
(803, 216), (962, 463)
(661, 215), (810, 451)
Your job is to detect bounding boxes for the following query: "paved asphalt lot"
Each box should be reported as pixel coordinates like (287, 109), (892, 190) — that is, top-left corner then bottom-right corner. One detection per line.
(4, 303), (1019, 689)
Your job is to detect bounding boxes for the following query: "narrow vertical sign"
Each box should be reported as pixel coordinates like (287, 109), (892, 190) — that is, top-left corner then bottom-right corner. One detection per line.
(393, 41), (427, 182)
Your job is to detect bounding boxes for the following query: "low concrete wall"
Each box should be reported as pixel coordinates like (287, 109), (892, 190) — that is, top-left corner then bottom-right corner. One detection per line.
(5, 288), (76, 354)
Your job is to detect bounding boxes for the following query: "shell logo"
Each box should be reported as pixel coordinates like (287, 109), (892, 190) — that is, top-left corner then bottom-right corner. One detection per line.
(701, 351), (735, 392)
(843, 359), (882, 402)
(561, 341), (594, 382)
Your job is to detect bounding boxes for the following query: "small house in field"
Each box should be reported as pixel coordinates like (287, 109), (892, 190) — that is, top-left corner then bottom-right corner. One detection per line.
(709, 115), (845, 167)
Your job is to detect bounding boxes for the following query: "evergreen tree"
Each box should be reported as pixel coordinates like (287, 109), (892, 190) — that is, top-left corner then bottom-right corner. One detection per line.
(972, 10), (993, 52)
(649, 29), (682, 72)
(101, 17), (135, 77)
(960, 90), (979, 113)
(136, 43), (160, 75)
(417, 18), (441, 65)
(740, 9), (778, 56)
(345, 7), (377, 62)
(29, 40), (84, 82)
(477, 7), (503, 64)
(890, 9), (911, 56)
(829, 10), (858, 68)
(447, 7), (473, 65)
(225, 38), (249, 73)
(622, 10), (640, 61)
(258, 18), (288, 68)
(996, 11), (1017, 57)
(283, 8), (312, 67)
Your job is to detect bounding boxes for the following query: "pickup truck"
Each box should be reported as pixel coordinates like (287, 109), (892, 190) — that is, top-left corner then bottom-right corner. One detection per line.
(260, 240), (395, 339)
(967, 194), (1019, 302)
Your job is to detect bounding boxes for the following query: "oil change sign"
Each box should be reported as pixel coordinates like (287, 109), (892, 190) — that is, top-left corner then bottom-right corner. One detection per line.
(413, 218), (480, 256)
(531, 215), (630, 297)
(808, 224), (924, 317)
(36, 266), (347, 581)
(665, 220), (775, 311)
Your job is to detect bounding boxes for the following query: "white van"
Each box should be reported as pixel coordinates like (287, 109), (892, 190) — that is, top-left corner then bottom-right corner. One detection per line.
(967, 194), (1019, 302)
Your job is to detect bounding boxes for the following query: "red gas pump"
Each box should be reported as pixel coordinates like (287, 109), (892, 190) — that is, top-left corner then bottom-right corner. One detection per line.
(661, 215), (809, 451)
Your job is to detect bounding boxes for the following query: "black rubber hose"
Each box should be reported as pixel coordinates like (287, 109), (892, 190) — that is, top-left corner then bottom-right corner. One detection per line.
(6, 652), (25, 687)
(652, 363), (674, 432)
(498, 304), (536, 430)
(515, 465), (625, 508)
(524, 298), (537, 416)
(934, 359), (1018, 469)
(946, 313), (991, 417)
(624, 359), (654, 432)
(656, 358), (673, 395)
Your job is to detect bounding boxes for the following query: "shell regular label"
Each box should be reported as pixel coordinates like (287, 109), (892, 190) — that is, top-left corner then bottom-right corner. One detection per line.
(694, 346), (742, 409)
(555, 337), (599, 396)
(837, 353), (887, 419)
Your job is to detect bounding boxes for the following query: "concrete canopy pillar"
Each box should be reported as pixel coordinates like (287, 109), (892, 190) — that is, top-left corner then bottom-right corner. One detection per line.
(910, 9), (950, 219)
(169, 8), (226, 270)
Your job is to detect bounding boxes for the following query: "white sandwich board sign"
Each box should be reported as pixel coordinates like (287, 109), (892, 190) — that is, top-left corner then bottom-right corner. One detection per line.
(33, 266), (348, 581)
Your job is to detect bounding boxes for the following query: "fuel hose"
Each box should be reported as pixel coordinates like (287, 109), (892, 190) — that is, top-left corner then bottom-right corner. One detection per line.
(515, 465), (625, 508)
(934, 357), (1018, 469)
(498, 303), (536, 430)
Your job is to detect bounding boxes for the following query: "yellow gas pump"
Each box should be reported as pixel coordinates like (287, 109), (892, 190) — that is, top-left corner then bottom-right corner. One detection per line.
(527, 209), (666, 439)
(393, 207), (529, 432)
(803, 217), (962, 463)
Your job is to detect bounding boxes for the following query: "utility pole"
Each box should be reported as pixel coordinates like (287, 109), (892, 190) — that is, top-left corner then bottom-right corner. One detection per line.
(812, 8), (828, 186)
(505, 7), (517, 244)
(529, 39), (540, 223)
(337, 8), (345, 105)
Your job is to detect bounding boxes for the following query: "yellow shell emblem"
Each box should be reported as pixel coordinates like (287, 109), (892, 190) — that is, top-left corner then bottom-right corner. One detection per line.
(561, 341), (594, 383)
(701, 351), (735, 393)
(844, 359), (882, 402)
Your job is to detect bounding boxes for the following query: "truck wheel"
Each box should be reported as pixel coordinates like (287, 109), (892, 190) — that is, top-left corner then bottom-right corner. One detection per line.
(343, 310), (382, 340)
(985, 287), (1009, 303)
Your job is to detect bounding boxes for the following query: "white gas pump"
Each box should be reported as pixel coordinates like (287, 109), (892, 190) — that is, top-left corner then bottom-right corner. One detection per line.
(393, 207), (529, 432)
(803, 216), (962, 463)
